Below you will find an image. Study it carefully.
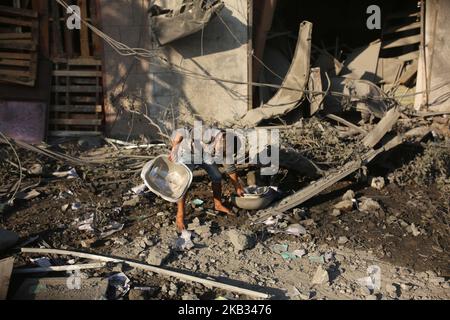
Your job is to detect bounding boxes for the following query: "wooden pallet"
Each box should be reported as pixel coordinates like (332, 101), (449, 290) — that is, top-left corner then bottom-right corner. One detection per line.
(0, 5), (39, 86)
(49, 58), (104, 137)
(49, 0), (102, 59)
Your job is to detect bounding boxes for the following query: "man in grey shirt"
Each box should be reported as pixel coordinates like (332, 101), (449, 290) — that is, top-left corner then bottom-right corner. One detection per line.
(169, 125), (244, 232)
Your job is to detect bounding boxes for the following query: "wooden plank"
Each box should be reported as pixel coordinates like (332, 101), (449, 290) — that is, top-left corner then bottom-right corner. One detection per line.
(384, 22), (421, 35)
(53, 58), (102, 66)
(0, 40), (36, 50)
(50, 118), (102, 126)
(52, 70), (102, 77)
(52, 85), (103, 93)
(21, 248), (270, 299)
(13, 263), (106, 274)
(78, 0), (90, 57)
(0, 52), (31, 60)
(0, 69), (32, 77)
(50, 0), (63, 57)
(0, 77), (34, 86)
(362, 107), (401, 148)
(0, 33), (32, 40)
(60, 96), (98, 104)
(0, 5), (38, 18)
(90, 0), (103, 57)
(382, 34), (421, 49)
(49, 131), (102, 137)
(0, 16), (33, 27)
(32, 0), (50, 58)
(0, 58), (30, 67)
(50, 105), (103, 113)
(0, 257), (14, 300)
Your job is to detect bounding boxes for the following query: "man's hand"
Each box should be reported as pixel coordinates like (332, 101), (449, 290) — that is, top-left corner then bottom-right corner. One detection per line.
(228, 172), (245, 197)
(169, 148), (177, 162)
(235, 185), (245, 197)
(169, 133), (184, 162)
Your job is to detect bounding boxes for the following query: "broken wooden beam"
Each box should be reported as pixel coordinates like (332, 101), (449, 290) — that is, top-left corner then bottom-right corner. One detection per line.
(325, 114), (368, 135)
(13, 262), (106, 274)
(252, 135), (404, 223)
(362, 106), (401, 148)
(21, 248), (269, 299)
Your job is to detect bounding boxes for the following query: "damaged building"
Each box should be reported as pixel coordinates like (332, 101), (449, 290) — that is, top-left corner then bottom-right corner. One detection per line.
(0, 0), (449, 301)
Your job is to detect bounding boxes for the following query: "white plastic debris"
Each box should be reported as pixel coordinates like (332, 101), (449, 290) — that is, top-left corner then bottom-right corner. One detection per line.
(74, 214), (94, 232)
(175, 230), (195, 251)
(131, 184), (147, 195)
(285, 224), (307, 236)
(100, 222), (125, 239)
(71, 202), (82, 211)
(53, 168), (79, 179)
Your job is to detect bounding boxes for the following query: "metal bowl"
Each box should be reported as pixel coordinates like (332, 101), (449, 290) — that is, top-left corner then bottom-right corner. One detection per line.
(141, 155), (193, 203)
(231, 186), (278, 210)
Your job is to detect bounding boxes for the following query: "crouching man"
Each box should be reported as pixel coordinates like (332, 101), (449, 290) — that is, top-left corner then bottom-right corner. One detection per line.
(169, 125), (245, 232)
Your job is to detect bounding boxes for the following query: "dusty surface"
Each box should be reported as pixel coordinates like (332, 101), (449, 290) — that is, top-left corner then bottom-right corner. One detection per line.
(1, 131), (449, 300)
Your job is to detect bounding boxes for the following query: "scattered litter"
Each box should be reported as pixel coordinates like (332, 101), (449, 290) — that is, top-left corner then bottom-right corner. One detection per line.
(71, 202), (82, 211)
(74, 214), (94, 232)
(342, 190), (356, 201)
(407, 223), (421, 237)
(123, 196), (140, 207)
(285, 224), (307, 236)
(52, 168), (79, 179)
(99, 222), (125, 239)
(16, 189), (40, 200)
(107, 273), (131, 300)
(191, 199), (204, 207)
(27, 164), (43, 175)
(370, 177), (386, 190)
(292, 249), (307, 258)
(334, 200), (354, 211)
(131, 184), (147, 195)
(175, 230), (195, 251)
(308, 255), (326, 264)
(271, 244), (289, 254)
(311, 266), (330, 285)
(338, 236), (349, 245)
(30, 257), (52, 268)
(359, 198), (382, 212)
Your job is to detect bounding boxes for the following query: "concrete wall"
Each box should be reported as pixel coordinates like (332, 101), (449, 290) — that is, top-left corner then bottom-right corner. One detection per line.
(100, 0), (249, 140)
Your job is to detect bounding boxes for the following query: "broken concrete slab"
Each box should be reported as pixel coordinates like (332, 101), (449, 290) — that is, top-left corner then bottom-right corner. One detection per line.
(149, 0), (225, 46)
(359, 198), (382, 212)
(0, 229), (19, 252)
(146, 246), (171, 266)
(240, 21), (312, 127)
(334, 200), (354, 212)
(0, 257), (14, 300)
(342, 40), (382, 82)
(11, 277), (109, 300)
(227, 229), (256, 252)
(311, 266), (329, 286)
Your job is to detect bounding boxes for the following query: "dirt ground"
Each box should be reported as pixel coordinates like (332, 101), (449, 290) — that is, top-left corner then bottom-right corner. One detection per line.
(1, 136), (449, 300)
